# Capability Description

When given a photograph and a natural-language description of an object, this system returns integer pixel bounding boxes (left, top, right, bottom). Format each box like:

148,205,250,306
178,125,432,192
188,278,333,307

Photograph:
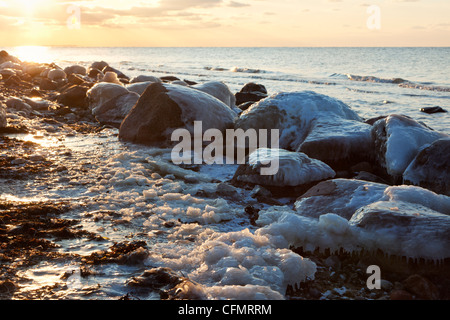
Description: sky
0,0,449,47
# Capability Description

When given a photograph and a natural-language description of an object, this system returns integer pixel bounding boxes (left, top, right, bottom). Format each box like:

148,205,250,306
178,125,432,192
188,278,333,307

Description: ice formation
235,91,362,151
371,114,448,178
233,148,336,187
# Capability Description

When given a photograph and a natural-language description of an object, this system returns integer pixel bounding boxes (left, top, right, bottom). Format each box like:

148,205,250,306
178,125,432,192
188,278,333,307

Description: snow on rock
371,114,448,179
349,200,450,260
235,91,362,151
403,138,450,196
119,82,237,146
294,179,388,220
298,118,374,167
232,148,336,187
192,81,237,109
381,185,450,216
257,200,450,261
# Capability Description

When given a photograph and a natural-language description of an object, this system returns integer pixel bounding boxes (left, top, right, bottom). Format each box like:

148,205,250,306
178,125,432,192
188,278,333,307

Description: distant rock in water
119,82,236,146
232,148,336,188
420,106,447,114
371,114,448,180
403,138,450,196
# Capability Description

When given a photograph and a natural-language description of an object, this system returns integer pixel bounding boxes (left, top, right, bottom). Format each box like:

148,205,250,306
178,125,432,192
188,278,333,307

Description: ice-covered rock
232,148,335,188
294,179,388,220
371,114,448,179
297,118,374,167
87,82,130,114
349,200,450,260
235,91,362,151
403,138,450,196
119,82,236,146
192,81,236,109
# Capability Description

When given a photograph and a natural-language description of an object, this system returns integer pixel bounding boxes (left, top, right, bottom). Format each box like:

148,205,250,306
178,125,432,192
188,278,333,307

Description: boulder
47,68,67,81
126,81,159,95
420,106,447,114
87,82,130,114
371,114,448,179
130,75,162,84
39,78,58,91
93,91,139,128
297,118,374,168
235,82,268,106
294,179,388,220
192,81,236,109
232,148,336,188
90,61,109,71
349,200,450,260
235,91,362,152
101,72,124,86
57,85,89,109
119,82,236,146
403,138,450,196
102,65,128,80
5,97,33,115
64,64,87,76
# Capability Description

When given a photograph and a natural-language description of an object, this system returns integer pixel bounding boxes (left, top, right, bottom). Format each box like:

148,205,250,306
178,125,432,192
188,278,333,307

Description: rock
349,200,450,260
353,171,389,184
160,75,180,82
390,289,413,300
216,182,239,197
0,103,7,128
235,91,362,151
90,61,109,71
240,82,268,95
232,148,336,188
403,274,439,300
371,114,448,179
127,267,183,290
235,91,268,106
126,81,159,95
420,106,447,114
5,97,33,114
130,75,162,84
47,68,67,81
238,101,255,112
295,179,388,220
101,71,124,86
0,68,16,79
64,64,87,76
87,82,130,114
39,78,58,91
192,81,237,109
250,185,272,199
102,65,129,80
403,138,450,196
380,279,394,291
350,162,374,173
297,118,374,168
67,73,86,86
235,82,268,105
93,91,139,128
0,50,20,64
88,68,103,79
0,280,16,295
57,85,89,109
119,82,236,146
23,98,51,111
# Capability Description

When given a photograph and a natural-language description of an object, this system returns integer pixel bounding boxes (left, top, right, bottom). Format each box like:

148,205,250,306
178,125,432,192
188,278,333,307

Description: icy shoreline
0,50,449,300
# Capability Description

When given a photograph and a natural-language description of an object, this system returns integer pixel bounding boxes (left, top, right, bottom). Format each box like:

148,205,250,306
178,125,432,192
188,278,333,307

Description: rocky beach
0,49,449,301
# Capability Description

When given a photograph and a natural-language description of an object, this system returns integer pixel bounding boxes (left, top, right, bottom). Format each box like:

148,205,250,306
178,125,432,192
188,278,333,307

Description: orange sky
0,0,449,47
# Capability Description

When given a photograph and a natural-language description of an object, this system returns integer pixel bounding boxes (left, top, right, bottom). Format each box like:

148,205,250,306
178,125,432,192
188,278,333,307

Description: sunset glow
0,0,449,47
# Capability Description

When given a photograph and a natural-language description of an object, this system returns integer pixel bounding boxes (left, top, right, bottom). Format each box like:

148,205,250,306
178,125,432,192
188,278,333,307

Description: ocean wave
204,66,266,74
345,73,450,92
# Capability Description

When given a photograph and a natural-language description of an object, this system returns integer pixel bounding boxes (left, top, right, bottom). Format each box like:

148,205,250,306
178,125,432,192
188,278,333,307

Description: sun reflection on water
10,46,54,63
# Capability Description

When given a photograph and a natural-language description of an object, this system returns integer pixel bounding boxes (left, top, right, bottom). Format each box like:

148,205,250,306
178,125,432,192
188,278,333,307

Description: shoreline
0,50,449,300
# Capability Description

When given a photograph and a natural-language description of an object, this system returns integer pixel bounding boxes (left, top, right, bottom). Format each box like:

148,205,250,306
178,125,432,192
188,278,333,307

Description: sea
1,47,449,301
